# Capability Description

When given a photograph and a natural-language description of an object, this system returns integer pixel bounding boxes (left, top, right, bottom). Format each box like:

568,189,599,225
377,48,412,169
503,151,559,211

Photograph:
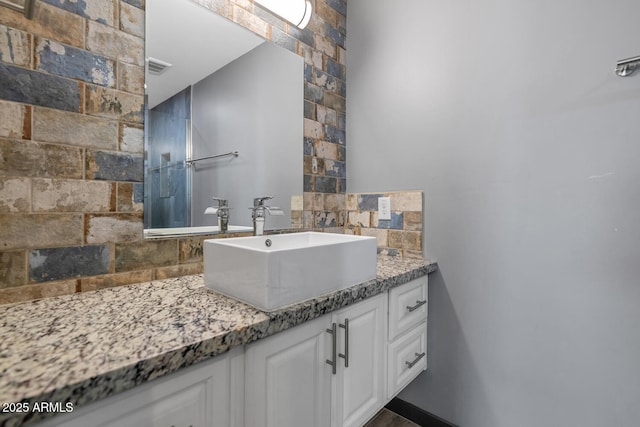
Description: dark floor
364,408,420,427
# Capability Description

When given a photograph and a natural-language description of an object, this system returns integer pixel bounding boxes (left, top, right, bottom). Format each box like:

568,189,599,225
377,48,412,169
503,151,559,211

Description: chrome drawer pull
405,352,426,369
326,323,337,375
338,318,349,368
406,300,427,312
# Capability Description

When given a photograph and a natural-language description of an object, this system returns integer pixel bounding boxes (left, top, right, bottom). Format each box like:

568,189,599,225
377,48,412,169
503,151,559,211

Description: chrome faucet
250,196,284,236
204,197,230,232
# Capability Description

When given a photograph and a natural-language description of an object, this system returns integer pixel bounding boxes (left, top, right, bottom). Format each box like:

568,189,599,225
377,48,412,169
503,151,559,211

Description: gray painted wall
191,42,302,229
347,0,640,425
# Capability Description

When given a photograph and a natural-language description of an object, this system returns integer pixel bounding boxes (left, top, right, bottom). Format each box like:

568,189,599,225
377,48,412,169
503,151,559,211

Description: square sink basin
204,232,377,311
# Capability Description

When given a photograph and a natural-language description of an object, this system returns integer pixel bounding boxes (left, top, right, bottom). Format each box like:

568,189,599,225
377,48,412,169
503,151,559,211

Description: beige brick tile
346,193,358,211
80,270,153,292
85,213,143,243
32,178,113,212
117,62,144,95
0,177,30,213
33,108,118,150
85,86,144,123
87,20,144,66
0,250,27,289
117,183,143,212
232,4,269,39
391,191,423,211
119,2,144,38
115,240,178,272
0,2,84,48
0,280,77,305
119,123,144,153
348,211,370,228
404,211,423,231
304,118,325,139
360,228,388,247
313,34,335,58
0,214,83,250
0,138,83,179
0,102,30,139
314,140,338,160
0,25,31,67
155,263,203,280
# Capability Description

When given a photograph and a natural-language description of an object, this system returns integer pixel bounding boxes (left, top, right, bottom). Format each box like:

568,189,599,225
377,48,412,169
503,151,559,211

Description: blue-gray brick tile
304,100,315,119
41,0,112,24
325,24,345,48
315,176,337,193
326,58,345,80
0,63,80,112
30,245,110,282
36,39,115,87
272,27,297,53
326,0,347,16
378,212,404,230
122,0,144,8
325,160,345,178
325,125,345,145
314,68,336,90
338,112,346,130
304,63,313,83
304,137,314,155
358,194,383,211
287,25,313,47
337,79,346,98
88,150,144,182
338,178,346,193
304,83,324,104
304,174,314,192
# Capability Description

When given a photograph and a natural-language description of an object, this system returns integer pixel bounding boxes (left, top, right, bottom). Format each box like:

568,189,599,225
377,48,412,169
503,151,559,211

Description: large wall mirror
144,0,303,238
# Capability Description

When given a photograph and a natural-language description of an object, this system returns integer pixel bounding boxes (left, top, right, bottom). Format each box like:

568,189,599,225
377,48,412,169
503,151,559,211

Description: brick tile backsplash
344,191,424,258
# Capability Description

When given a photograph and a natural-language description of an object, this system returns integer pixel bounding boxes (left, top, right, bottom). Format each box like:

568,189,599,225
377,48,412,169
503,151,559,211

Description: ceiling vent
147,57,172,75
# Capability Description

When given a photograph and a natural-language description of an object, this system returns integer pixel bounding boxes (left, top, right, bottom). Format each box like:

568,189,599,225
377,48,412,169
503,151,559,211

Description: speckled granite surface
0,256,437,427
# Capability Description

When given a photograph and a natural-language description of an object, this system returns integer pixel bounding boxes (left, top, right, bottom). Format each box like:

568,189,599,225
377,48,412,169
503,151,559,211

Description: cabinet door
332,293,386,427
36,348,239,427
245,315,332,427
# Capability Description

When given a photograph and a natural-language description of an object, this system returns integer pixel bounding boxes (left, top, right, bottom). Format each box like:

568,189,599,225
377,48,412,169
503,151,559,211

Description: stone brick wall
345,191,424,259
0,0,348,305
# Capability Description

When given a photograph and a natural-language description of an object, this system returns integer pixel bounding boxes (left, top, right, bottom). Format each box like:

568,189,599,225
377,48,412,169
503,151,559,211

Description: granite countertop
0,255,437,426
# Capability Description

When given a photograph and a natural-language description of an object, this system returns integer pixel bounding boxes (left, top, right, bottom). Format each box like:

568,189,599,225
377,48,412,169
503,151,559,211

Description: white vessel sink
204,232,377,311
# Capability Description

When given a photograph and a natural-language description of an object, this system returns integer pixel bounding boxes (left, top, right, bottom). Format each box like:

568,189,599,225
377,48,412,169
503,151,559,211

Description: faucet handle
265,206,284,216
254,196,274,207
211,197,228,207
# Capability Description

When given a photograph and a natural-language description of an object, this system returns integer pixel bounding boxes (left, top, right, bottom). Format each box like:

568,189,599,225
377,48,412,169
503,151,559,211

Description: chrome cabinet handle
338,318,349,368
405,352,426,369
326,323,337,375
406,300,427,312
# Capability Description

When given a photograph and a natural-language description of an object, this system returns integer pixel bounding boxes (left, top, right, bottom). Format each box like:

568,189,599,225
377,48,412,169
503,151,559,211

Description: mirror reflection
144,0,303,237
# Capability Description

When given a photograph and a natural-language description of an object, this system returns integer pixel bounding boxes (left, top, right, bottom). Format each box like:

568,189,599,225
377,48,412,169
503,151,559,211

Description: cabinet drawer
387,322,427,400
388,276,428,341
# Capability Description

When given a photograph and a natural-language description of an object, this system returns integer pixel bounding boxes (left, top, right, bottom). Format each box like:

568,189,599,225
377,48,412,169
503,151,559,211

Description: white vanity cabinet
35,346,245,427
244,293,387,427
32,275,428,427
386,276,428,399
